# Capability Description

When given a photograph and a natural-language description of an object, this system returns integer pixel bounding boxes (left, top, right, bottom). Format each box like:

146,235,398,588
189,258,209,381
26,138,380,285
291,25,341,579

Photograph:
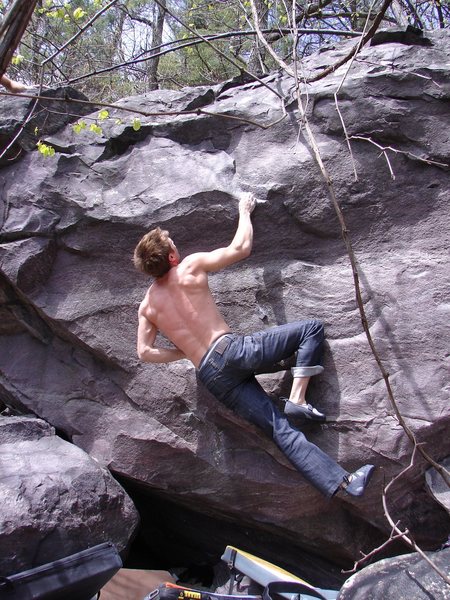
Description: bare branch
307,0,394,82
350,135,449,170
55,27,359,89
249,2,450,586
151,0,286,101
382,446,450,584
333,0,378,181
342,525,408,574
41,0,121,68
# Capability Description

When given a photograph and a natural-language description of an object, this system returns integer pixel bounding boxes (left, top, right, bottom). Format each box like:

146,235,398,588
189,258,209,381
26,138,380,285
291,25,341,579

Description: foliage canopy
1,0,448,102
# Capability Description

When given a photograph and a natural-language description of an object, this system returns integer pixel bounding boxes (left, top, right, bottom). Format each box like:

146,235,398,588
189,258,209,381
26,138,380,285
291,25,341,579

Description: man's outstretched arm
187,193,256,273
137,310,185,363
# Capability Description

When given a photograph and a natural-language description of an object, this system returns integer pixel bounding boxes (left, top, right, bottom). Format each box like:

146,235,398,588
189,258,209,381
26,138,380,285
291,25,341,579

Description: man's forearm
230,195,255,256
231,212,253,254
138,346,186,364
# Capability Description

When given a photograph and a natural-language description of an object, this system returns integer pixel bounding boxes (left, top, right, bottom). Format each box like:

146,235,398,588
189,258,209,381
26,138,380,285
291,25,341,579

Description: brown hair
133,227,172,278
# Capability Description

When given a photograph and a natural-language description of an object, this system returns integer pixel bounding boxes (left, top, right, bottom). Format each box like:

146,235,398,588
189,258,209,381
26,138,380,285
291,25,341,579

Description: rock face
426,457,450,513
0,29,449,570
0,86,92,165
336,548,450,599
0,416,139,576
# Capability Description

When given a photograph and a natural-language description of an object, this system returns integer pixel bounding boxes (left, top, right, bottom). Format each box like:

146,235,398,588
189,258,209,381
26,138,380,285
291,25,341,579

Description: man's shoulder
179,253,209,273
139,285,153,311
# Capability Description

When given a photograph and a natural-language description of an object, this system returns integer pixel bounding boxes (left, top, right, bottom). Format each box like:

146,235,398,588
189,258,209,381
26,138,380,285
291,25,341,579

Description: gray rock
0,416,139,577
0,86,93,165
0,29,449,567
337,548,450,599
426,457,450,513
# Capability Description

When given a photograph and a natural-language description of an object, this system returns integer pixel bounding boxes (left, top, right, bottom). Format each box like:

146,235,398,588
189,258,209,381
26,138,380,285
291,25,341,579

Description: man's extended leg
197,331,375,498
227,376,345,497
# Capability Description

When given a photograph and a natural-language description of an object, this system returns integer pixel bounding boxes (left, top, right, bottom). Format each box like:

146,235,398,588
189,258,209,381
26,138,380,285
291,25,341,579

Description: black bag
0,541,122,600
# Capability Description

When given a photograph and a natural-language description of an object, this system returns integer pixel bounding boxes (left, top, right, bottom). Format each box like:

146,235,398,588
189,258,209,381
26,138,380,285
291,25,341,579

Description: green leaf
73,7,86,20
72,120,87,134
98,109,109,120
37,141,56,157
132,117,141,131
115,118,123,125
89,123,103,135
48,7,65,18
11,54,24,66
34,127,39,136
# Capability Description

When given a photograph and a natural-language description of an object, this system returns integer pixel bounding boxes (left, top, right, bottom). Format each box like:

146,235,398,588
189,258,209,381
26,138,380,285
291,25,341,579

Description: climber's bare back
136,194,255,367
139,253,231,368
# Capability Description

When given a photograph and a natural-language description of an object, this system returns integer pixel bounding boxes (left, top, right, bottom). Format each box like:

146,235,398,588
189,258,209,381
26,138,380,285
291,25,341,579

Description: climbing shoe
342,464,375,497
283,399,326,423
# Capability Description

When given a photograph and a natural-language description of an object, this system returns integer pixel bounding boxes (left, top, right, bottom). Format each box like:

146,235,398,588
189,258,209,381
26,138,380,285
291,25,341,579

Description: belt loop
214,335,231,355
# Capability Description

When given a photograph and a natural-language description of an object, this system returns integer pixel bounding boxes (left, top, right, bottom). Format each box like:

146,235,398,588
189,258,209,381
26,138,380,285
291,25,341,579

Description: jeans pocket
228,334,260,370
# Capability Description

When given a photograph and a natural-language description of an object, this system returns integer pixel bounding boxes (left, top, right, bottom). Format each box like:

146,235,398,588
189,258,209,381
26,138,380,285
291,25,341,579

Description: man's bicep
137,311,157,347
188,247,241,272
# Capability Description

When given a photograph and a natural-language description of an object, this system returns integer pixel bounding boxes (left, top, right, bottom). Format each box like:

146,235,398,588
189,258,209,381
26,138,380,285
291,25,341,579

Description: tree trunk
148,0,166,91
390,0,409,26
0,0,39,80
248,0,269,76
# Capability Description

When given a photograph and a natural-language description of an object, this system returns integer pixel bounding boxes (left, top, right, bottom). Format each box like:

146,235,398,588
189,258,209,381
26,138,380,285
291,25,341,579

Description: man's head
133,227,179,278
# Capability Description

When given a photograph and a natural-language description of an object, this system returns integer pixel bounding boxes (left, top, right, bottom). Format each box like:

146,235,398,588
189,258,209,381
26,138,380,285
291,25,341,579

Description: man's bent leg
288,375,310,403
227,320,326,421
287,320,327,421
283,320,326,420
291,319,325,377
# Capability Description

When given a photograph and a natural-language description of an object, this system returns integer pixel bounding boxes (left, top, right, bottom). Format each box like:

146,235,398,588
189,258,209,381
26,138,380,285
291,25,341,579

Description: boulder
0,29,449,569
0,416,139,576
426,457,450,513
0,85,93,165
337,548,450,599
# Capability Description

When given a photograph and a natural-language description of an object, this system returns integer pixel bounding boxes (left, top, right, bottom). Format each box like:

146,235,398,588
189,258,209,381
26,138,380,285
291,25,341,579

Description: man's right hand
239,192,256,215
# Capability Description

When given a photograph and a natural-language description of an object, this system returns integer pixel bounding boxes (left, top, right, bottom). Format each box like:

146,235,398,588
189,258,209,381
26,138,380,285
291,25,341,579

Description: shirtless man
134,193,375,498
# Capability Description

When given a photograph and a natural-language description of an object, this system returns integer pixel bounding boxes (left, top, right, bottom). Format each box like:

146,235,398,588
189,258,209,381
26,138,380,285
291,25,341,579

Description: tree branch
249,0,450,584
350,135,449,170
306,0,394,82
54,27,359,89
382,446,450,583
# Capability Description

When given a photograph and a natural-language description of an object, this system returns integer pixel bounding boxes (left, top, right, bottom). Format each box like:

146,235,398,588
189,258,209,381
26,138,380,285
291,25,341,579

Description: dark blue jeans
197,320,347,497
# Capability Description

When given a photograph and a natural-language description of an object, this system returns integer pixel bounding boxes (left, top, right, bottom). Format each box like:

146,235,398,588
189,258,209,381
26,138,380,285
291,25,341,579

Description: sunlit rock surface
0,29,449,571
337,547,450,599
0,416,139,576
